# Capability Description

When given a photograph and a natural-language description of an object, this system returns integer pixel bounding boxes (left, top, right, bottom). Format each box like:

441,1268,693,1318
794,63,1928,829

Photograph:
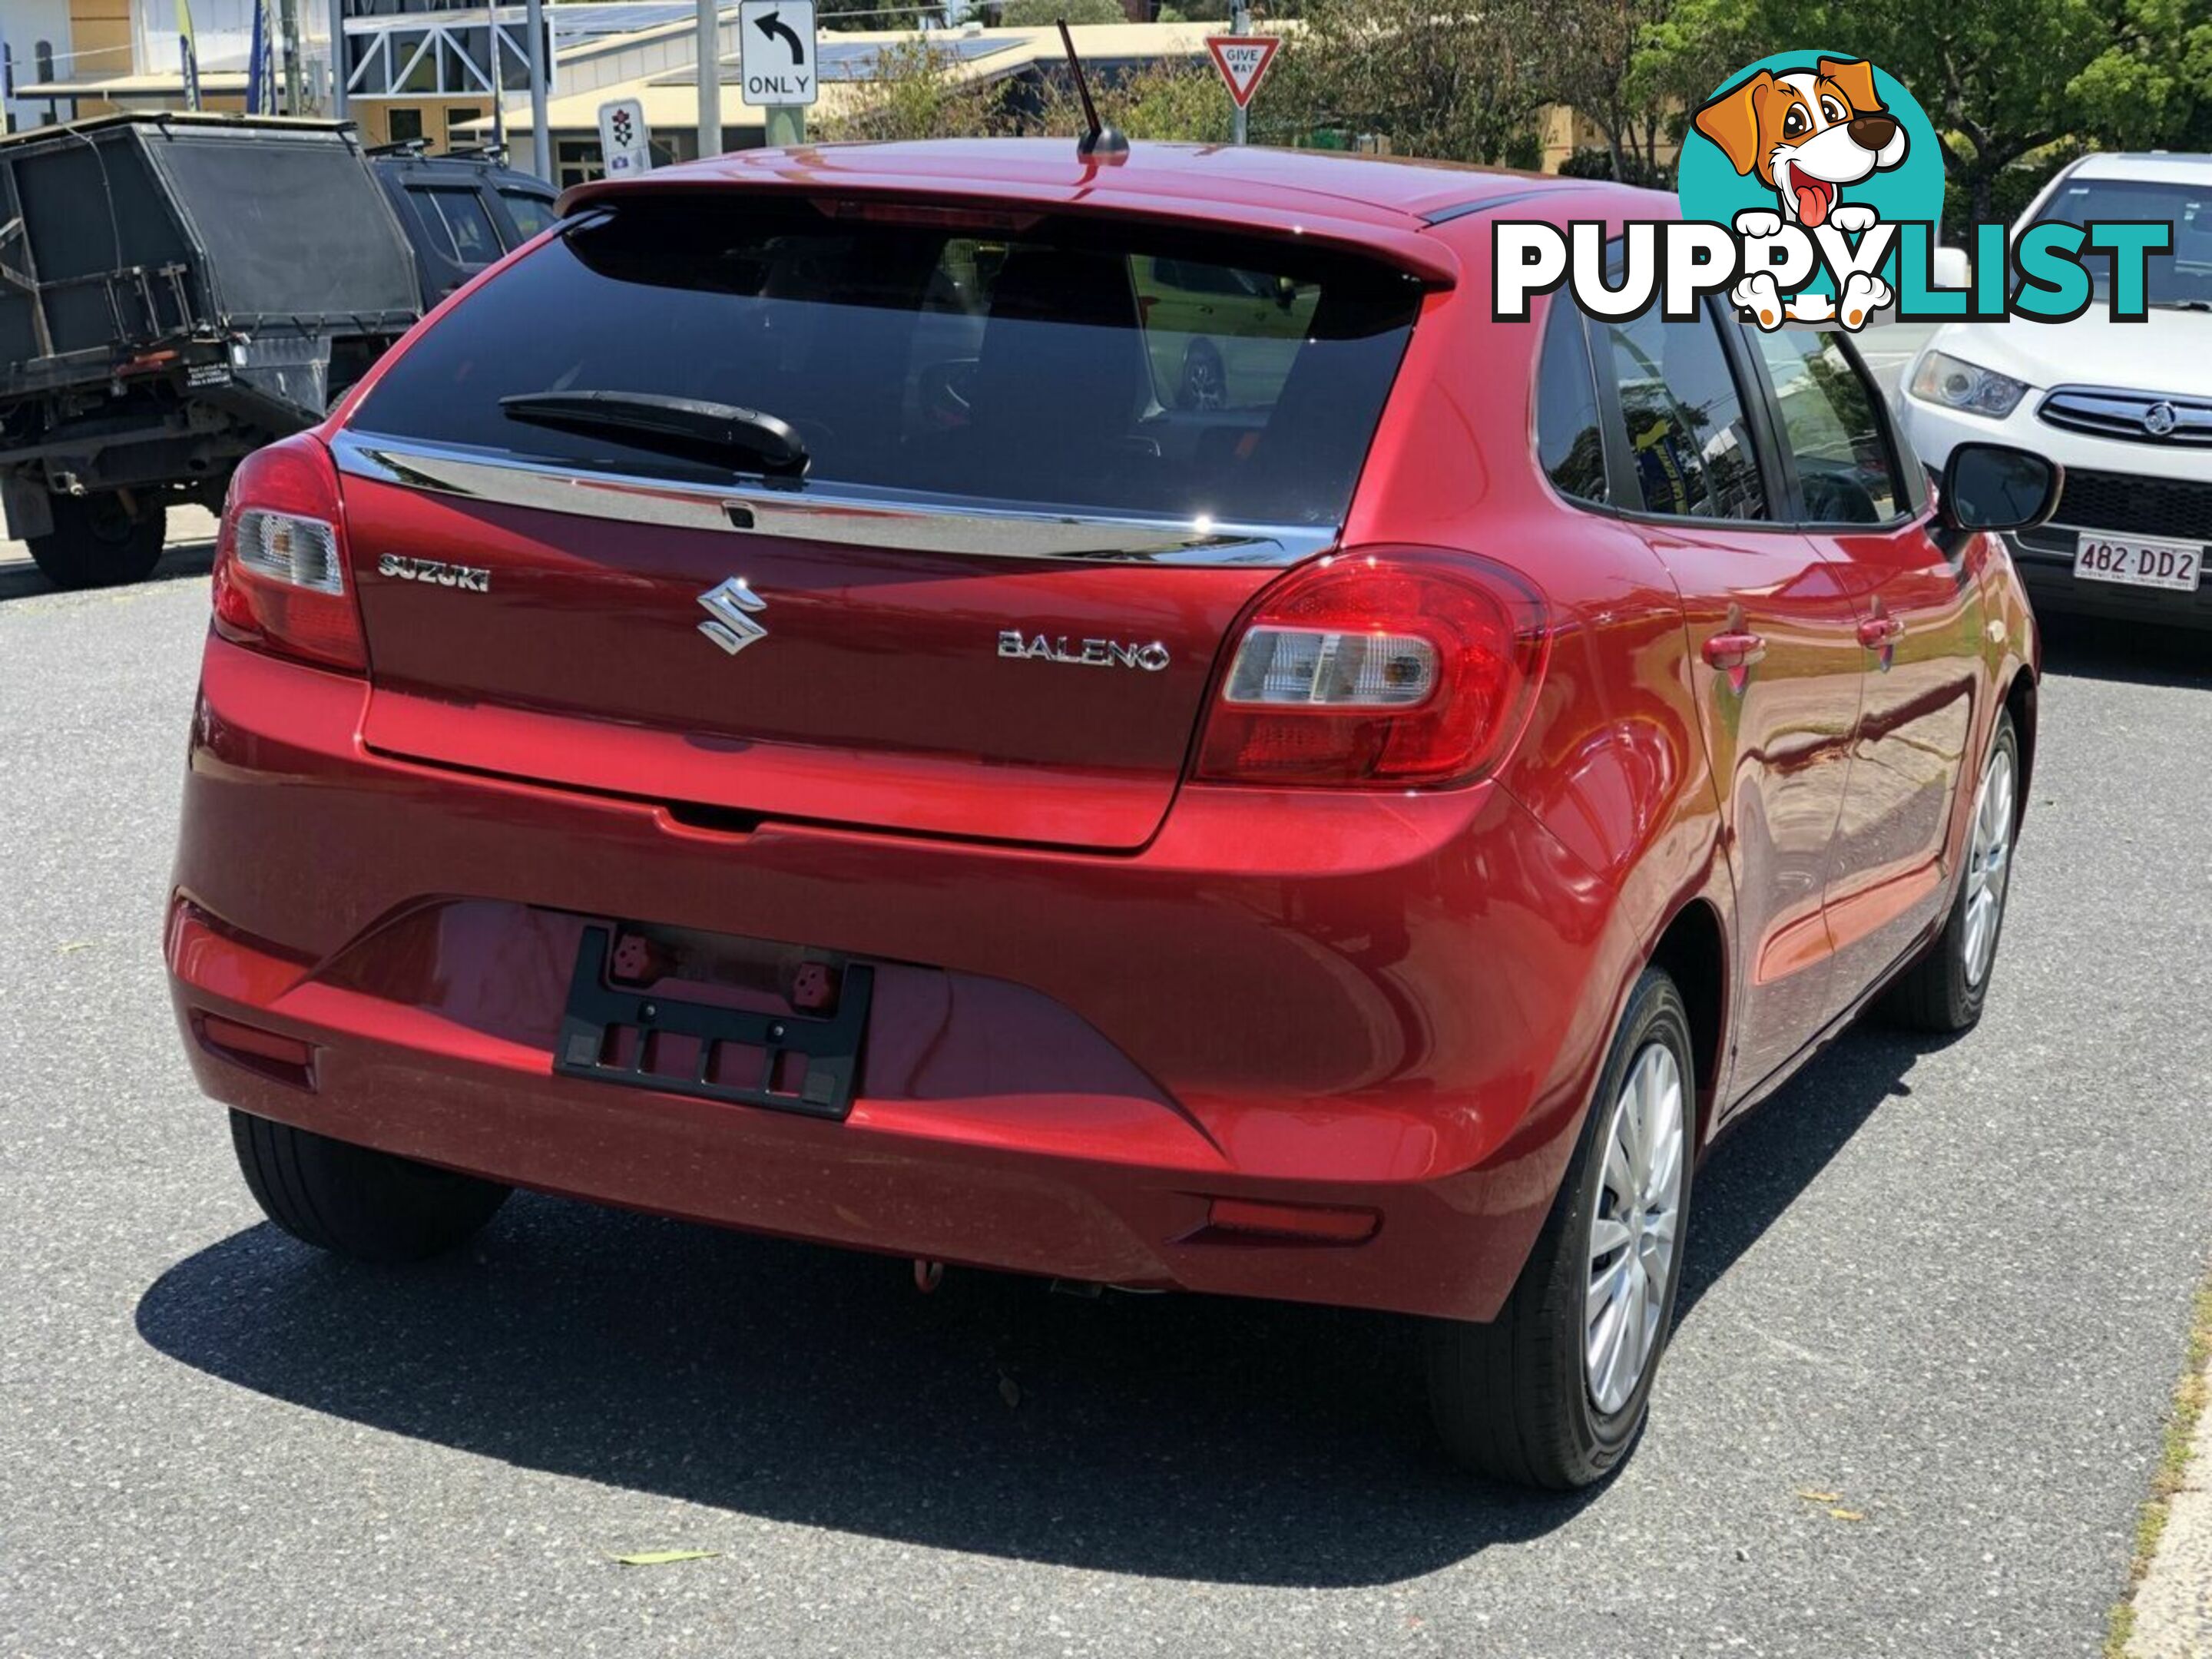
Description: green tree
1650,0,2212,224
1264,0,1548,161
995,0,1128,22
815,38,1010,139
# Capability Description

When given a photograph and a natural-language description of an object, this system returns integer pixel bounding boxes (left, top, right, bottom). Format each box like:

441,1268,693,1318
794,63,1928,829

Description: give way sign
1204,35,1279,110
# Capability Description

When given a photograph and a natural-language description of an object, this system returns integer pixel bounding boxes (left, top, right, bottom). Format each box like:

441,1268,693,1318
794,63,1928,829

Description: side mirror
1930,246,1972,290
1940,442,2061,533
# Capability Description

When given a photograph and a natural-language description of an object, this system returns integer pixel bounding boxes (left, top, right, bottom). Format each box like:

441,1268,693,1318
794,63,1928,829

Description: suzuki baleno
167,141,2055,1488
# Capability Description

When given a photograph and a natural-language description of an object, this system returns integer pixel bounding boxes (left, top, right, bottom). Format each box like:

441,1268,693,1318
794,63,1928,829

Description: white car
1898,152,2212,632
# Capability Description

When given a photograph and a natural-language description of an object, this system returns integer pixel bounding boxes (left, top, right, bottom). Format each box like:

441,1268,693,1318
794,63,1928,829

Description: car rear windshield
349,195,1426,526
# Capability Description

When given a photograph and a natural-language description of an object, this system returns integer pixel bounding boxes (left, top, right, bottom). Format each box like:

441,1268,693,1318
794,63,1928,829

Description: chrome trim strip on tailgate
330,431,1337,568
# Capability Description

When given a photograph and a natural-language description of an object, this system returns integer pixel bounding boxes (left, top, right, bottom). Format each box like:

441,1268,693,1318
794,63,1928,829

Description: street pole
327,0,346,117
697,0,721,157
279,0,303,114
764,104,802,147
525,0,551,181
1230,0,1248,146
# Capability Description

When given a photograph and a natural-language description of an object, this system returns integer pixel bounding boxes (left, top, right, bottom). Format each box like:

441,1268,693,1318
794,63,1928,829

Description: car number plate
2074,533,2204,591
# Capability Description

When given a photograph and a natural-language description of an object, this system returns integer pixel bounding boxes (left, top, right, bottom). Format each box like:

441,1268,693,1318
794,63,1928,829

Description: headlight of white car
1909,351,2031,418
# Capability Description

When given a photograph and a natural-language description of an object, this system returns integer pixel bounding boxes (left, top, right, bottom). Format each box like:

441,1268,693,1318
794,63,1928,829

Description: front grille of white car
2038,387,2212,447
2020,469,2212,547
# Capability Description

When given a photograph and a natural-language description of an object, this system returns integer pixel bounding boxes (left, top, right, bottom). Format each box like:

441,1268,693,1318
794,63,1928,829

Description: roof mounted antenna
1058,20,1129,161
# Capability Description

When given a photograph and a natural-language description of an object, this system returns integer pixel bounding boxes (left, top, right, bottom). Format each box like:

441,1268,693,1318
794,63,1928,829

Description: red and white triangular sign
1205,34,1279,110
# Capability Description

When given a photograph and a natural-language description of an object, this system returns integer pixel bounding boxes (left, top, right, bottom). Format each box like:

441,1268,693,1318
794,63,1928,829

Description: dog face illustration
1693,58,1908,228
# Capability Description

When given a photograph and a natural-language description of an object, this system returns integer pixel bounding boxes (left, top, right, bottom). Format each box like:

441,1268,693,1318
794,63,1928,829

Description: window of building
34,41,53,84
388,107,425,144
444,106,482,147
554,138,604,190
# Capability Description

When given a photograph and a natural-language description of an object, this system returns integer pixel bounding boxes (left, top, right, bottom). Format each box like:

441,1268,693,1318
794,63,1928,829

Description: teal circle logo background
1677,51,1946,293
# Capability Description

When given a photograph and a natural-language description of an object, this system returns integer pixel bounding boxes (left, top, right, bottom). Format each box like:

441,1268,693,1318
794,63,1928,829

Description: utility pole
525,0,550,180
327,0,346,117
697,0,721,157
1230,0,1248,146
279,0,303,113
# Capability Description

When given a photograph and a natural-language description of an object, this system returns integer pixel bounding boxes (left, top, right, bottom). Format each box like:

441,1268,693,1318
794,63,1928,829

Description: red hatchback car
167,141,2055,1488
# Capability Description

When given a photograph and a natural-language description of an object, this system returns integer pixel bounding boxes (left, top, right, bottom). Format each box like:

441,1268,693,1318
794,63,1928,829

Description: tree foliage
1263,0,1547,161
995,0,1127,25
1650,0,2212,223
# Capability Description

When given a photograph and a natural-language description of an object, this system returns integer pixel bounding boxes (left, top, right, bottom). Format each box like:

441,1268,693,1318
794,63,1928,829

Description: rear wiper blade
500,391,808,476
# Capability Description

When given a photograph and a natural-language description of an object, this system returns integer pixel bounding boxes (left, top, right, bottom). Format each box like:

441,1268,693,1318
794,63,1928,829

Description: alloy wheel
1584,1040,1687,1416
1962,742,2016,988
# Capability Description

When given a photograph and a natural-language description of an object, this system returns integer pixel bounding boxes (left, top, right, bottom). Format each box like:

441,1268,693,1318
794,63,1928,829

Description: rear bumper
167,634,1624,1321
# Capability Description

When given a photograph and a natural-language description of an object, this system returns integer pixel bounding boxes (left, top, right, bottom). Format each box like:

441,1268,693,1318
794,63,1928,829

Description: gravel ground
2,534,2208,1659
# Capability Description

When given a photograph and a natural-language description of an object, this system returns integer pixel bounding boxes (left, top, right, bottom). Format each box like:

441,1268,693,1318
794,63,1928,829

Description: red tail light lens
1196,548,1547,788
211,435,367,673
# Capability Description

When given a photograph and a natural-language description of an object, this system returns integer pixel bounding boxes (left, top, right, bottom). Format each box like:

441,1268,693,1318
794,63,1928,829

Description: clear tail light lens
212,435,367,673
1196,548,1547,788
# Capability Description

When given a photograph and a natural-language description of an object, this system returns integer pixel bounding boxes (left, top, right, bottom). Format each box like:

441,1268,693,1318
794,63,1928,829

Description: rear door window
409,186,502,267
1592,308,1766,521
1750,329,1901,524
349,197,1424,526
499,189,559,240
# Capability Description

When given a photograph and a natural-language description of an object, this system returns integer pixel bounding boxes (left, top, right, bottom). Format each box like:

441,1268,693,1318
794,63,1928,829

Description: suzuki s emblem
697,577,767,655
2144,401,2180,437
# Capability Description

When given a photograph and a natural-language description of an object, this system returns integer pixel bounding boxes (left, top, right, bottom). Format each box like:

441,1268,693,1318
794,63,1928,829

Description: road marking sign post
739,0,816,148
597,97,653,176
1205,32,1278,145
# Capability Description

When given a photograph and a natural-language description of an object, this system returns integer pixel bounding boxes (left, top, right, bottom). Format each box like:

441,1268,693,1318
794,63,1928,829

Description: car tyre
27,493,166,590
1882,710,2020,1034
230,1110,511,1263
1427,967,1696,1488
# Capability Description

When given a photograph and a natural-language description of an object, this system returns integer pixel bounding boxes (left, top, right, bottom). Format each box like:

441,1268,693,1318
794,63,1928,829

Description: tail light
211,435,367,673
1195,548,1547,788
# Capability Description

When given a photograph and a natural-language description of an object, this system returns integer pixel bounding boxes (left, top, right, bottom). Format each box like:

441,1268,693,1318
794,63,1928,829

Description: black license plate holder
551,925,873,1121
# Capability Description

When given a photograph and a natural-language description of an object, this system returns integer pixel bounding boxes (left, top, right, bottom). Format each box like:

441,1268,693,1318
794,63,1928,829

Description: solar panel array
548,2,702,45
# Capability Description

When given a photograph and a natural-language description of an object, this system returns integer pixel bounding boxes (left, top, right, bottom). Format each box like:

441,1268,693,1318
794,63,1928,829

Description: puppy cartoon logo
1489,52,2171,333
1694,58,1906,328
1694,59,1906,233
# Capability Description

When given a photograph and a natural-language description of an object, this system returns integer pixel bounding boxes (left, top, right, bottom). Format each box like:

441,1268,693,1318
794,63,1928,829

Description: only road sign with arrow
1204,34,1279,110
739,0,817,108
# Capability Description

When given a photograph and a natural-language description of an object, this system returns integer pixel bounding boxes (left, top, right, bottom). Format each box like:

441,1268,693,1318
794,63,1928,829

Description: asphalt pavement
2,510,2210,1658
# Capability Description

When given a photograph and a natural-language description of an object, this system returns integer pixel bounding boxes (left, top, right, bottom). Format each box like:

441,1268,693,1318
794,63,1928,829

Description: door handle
1857,615,1905,648
1701,631,1767,671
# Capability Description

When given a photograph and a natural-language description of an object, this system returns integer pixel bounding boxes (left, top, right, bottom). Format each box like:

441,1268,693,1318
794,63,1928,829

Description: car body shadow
135,1025,1929,1587
0,540,214,604
2037,614,2210,690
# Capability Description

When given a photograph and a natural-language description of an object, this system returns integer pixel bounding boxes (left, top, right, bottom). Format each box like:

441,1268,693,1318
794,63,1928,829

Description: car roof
2066,151,2212,185
561,138,1643,285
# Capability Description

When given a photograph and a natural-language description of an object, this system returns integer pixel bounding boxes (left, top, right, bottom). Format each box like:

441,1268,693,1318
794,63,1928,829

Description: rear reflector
1204,1197,1379,1243
195,1013,317,1089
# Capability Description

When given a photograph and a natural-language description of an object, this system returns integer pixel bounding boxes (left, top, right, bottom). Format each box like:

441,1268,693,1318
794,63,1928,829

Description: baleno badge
999,631,1171,672
698,576,768,654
